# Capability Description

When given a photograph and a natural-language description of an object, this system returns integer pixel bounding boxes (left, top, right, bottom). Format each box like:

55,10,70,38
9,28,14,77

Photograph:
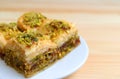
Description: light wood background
0,1,120,79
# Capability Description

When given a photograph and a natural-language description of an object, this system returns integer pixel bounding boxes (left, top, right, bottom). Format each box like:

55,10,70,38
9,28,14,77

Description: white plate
0,37,89,79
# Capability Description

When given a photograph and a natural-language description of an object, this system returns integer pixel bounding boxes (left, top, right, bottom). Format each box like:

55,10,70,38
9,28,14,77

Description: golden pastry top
17,12,47,31
0,22,20,40
2,12,78,61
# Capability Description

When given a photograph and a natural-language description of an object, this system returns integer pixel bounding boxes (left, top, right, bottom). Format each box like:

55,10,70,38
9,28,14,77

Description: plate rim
0,36,89,79
58,36,89,79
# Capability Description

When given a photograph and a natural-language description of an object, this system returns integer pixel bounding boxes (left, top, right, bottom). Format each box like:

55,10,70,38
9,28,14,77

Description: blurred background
0,0,120,13
0,0,120,79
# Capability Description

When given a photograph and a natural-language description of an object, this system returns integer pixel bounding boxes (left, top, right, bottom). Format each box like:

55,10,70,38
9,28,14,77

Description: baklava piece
3,12,80,77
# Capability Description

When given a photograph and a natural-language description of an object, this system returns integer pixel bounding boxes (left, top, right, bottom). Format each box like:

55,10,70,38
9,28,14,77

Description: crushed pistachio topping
49,20,70,30
46,20,71,40
0,22,17,32
0,22,20,39
16,31,43,46
23,12,47,28
16,30,43,46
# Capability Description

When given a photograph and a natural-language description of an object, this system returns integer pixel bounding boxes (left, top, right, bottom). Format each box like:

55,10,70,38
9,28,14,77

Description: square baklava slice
3,17,80,77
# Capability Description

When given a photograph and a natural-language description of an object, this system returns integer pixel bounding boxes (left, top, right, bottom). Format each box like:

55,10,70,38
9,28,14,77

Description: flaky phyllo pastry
0,12,80,77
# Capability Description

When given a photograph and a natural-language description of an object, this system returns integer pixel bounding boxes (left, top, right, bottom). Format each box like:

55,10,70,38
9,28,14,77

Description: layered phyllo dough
1,12,80,77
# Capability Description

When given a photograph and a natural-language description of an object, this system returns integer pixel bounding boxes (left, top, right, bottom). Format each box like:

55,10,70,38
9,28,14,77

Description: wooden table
0,1,120,79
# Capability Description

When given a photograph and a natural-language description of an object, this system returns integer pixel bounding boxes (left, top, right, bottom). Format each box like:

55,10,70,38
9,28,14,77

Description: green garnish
23,12,47,27
47,20,71,40
49,20,70,30
0,22,20,39
17,31,39,46
0,22,17,32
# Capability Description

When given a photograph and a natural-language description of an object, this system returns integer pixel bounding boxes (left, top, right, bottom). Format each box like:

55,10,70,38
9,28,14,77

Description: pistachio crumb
23,12,47,28
16,32,39,46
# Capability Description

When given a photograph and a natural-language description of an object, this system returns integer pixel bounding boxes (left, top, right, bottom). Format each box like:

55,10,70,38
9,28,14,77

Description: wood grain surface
0,1,120,79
